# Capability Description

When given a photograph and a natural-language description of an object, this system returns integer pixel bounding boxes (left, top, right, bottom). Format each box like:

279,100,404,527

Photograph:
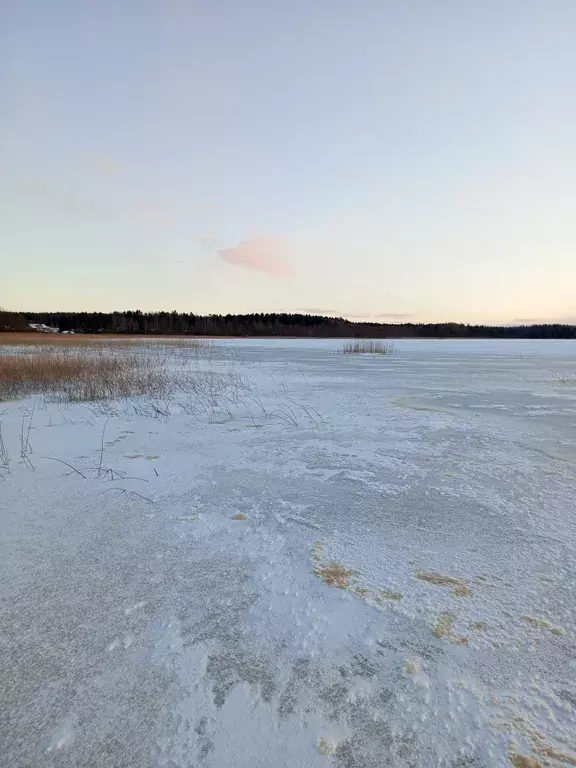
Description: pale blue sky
2,1,575,322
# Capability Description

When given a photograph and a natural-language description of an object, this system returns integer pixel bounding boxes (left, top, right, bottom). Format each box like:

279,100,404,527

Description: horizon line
2,309,576,329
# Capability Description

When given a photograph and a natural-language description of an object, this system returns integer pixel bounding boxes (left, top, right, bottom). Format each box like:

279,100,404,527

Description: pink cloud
219,237,292,277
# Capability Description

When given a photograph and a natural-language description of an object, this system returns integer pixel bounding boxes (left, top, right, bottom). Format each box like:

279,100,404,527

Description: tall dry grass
342,340,395,355
0,333,210,349
0,334,219,402
0,350,168,402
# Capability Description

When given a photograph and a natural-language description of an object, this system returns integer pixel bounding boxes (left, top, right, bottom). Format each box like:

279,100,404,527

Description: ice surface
1,338,576,767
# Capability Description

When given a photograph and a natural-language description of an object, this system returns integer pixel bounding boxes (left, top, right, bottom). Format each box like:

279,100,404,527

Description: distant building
27,323,59,333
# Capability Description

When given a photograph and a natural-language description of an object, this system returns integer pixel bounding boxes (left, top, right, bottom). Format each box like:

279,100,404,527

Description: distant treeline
1,311,575,338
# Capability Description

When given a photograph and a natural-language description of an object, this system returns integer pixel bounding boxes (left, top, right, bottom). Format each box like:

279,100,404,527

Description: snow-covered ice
1,338,576,767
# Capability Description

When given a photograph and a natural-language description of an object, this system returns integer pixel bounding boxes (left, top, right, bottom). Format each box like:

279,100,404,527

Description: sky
1,0,575,324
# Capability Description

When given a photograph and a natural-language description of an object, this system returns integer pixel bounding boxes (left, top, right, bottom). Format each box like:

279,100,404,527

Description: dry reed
0,349,168,402
0,333,210,349
342,339,395,355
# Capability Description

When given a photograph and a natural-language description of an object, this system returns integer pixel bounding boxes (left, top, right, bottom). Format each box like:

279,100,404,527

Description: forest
1,310,575,338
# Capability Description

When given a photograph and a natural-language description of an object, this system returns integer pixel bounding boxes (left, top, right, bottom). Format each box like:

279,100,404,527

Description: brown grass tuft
314,563,358,589
509,756,543,768
521,615,566,635
415,571,472,597
378,589,403,601
432,611,456,639
532,745,576,766
431,611,470,645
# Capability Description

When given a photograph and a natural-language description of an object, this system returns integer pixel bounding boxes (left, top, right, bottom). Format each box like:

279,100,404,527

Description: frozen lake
1,338,576,767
